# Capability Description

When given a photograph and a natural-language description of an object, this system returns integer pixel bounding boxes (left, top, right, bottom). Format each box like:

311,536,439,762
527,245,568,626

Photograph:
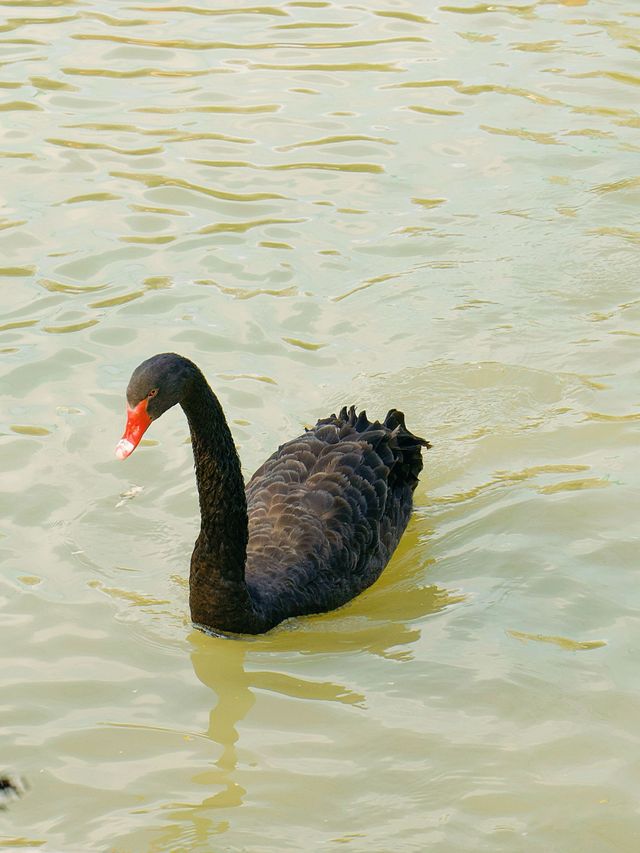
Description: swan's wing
244,408,429,609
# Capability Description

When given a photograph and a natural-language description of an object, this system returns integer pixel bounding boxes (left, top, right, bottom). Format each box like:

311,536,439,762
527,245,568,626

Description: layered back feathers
243,407,430,623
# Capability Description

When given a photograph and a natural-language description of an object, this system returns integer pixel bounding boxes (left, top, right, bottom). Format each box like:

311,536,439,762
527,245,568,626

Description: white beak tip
115,439,135,460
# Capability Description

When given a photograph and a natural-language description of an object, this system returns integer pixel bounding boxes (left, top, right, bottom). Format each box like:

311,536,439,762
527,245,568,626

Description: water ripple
133,4,290,17
61,65,212,78
191,158,385,173
110,170,287,202
70,33,427,50
47,137,162,156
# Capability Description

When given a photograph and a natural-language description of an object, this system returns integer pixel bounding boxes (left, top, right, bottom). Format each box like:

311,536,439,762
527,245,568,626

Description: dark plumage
116,353,430,634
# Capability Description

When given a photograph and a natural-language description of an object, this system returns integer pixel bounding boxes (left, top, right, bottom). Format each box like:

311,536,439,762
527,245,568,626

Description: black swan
115,353,430,634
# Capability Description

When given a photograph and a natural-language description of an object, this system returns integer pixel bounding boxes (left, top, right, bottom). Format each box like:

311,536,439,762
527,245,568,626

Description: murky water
1,0,639,850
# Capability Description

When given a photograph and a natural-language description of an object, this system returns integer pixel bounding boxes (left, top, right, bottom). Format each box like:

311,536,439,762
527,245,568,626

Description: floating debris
0,775,27,809
115,485,144,508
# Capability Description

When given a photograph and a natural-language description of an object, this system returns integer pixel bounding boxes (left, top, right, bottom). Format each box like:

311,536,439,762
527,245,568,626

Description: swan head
115,353,197,459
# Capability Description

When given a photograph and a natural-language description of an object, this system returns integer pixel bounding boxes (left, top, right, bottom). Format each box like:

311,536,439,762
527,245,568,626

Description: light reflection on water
1,0,639,850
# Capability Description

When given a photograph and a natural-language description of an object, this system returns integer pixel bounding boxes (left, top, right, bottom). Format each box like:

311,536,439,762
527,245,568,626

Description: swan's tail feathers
383,408,431,447
316,405,430,490
383,408,431,489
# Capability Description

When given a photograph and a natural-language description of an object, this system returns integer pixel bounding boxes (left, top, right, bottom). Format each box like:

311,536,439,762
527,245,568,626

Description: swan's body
116,353,429,634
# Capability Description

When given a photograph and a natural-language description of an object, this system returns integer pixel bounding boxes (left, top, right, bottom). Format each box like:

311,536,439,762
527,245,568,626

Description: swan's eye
148,388,159,399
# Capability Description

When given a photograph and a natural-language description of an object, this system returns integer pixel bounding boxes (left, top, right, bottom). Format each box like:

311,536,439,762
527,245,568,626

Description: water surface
1,0,639,850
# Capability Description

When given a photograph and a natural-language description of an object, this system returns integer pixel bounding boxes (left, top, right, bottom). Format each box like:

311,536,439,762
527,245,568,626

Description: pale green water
1,0,639,850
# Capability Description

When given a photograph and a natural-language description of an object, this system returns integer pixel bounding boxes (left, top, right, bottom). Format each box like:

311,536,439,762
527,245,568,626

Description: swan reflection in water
113,506,462,850
155,542,463,846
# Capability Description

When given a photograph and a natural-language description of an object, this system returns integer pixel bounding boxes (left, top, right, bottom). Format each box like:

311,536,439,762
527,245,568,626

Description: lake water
1,0,639,850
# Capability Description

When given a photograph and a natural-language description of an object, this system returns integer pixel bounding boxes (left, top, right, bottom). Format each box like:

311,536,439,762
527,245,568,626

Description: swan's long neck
181,378,262,632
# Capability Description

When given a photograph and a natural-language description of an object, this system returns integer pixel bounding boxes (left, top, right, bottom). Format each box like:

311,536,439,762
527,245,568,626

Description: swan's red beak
115,399,152,460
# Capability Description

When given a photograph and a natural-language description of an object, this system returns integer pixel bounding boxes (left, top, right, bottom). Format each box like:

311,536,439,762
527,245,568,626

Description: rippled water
1,0,639,850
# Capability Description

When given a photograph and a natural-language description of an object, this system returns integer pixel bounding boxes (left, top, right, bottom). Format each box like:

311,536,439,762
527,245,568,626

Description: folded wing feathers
314,404,430,488
245,405,429,602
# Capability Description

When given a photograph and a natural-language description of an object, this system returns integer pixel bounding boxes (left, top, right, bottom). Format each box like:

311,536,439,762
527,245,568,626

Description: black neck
181,374,261,632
